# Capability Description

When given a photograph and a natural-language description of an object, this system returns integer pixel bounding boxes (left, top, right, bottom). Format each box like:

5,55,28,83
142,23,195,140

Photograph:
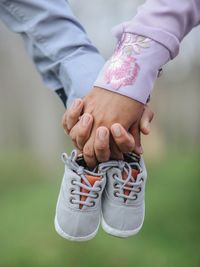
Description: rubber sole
101,216,143,238
54,216,99,242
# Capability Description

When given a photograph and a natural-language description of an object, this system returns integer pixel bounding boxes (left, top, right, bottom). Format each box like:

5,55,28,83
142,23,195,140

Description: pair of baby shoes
54,150,147,241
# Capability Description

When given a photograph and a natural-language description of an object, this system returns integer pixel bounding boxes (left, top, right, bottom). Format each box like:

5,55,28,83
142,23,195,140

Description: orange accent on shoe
122,168,139,199
80,175,101,209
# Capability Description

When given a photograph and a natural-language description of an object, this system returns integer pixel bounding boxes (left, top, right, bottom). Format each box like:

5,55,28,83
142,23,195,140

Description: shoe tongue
85,175,101,185
79,175,101,209
122,168,139,197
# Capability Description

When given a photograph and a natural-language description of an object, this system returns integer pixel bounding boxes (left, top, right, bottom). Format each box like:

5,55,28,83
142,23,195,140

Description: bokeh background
0,1,200,267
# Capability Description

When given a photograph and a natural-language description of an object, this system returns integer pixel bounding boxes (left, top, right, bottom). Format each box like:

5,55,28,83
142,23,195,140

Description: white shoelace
99,156,143,201
62,150,104,207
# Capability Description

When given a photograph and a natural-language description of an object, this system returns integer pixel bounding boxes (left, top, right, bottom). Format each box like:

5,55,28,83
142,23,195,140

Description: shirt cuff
58,48,105,108
94,32,170,104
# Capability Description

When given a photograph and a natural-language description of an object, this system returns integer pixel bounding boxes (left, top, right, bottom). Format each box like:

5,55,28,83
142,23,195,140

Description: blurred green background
1,149,200,267
0,1,200,267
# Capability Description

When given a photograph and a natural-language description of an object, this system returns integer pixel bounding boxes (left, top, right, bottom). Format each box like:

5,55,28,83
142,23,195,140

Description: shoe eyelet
71,179,76,185
97,185,102,192
113,191,119,197
90,201,95,207
112,173,117,180
137,187,141,193
93,193,99,199
133,194,138,200
113,181,118,188
70,188,75,195
69,197,75,204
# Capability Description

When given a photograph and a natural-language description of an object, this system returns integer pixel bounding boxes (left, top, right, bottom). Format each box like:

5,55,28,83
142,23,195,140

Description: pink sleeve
113,0,200,59
94,33,170,104
94,0,200,104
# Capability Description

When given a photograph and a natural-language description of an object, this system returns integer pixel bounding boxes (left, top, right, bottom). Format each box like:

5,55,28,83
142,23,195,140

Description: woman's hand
62,88,154,167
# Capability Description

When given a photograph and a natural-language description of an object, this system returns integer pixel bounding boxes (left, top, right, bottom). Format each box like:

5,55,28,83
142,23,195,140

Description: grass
0,150,199,267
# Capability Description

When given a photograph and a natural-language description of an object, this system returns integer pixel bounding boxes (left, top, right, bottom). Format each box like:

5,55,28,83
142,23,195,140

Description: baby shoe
54,150,106,241
99,152,147,238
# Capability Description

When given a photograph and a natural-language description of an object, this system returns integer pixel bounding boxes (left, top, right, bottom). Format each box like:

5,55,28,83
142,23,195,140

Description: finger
83,131,97,168
63,99,84,133
68,124,80,149
94,127,110,162
76,113,93,150
62,111,70,135
140,105,154,135
130,124,143,155
109,136,124,160
111,123,135,153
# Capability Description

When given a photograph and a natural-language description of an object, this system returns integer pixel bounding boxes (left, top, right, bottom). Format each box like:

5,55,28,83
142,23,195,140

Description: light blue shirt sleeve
0,0,105,107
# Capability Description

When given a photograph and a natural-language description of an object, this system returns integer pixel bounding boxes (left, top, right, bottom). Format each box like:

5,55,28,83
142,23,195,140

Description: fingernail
113,125,121,137
72,99,81,109
81,114,90,127
98,128,107,140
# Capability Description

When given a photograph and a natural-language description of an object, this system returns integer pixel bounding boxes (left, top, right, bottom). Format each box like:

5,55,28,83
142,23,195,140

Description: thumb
129,124,143,155
140,105,154,135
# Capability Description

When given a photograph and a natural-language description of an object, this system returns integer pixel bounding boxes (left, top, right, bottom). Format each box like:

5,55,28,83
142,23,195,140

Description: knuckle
69,132,76,143
62,111,67,120
62,117,70,134
62,115,67,127
77,129,88,140
68,109,77,119
62,121,67,129
63,124,69,133
96,143,107,151
68,106,82,119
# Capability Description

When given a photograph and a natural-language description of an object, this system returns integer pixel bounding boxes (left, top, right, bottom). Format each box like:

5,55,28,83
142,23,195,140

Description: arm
94,0,200,104
0,0,105,107
0,0,154,165
66,0,200,166
116,0,200,59
1,0,151,161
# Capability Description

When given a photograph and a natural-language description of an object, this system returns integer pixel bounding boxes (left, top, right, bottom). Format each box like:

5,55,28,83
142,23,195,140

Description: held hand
62,89,154,167
80,87,144,166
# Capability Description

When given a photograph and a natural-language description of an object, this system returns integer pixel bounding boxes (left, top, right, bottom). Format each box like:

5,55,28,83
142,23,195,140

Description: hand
62,88,154,167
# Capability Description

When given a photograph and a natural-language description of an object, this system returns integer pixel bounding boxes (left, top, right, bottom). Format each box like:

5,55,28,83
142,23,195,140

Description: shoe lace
62,150,104,207
99,158,143,201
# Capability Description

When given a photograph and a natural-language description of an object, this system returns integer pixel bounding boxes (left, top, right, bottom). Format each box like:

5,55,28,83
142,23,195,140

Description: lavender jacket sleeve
94,0,200,104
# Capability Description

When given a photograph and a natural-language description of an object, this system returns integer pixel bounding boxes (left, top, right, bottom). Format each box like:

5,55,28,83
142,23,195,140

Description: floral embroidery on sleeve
105,33,150,90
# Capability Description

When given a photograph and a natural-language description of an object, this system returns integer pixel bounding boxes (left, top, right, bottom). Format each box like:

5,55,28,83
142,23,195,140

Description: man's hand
62,87,154,167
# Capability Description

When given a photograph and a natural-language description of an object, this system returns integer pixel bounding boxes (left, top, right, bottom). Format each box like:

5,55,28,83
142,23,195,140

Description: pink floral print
105,33,150,90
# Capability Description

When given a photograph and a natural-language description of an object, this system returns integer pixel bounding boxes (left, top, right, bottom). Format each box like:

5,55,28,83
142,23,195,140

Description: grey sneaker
99,153,147,238
54,150,106,241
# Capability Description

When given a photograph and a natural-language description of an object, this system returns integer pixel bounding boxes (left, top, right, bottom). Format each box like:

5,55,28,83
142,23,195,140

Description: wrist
91,86,145,126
